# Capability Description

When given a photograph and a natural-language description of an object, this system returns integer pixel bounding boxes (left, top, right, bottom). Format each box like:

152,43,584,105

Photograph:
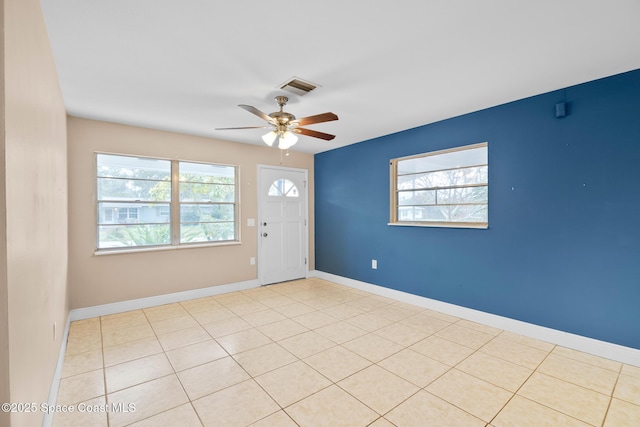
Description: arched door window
268,179,299,197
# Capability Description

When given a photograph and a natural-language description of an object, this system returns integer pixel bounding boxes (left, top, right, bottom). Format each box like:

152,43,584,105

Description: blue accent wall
315,69,640,349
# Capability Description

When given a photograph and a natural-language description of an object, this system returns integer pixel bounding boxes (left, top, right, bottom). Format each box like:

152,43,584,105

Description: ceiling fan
216,96,338,150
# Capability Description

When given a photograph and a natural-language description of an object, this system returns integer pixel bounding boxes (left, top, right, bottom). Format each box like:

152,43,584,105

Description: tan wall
68,117,315,309
0,1,9,425
3,0,69,426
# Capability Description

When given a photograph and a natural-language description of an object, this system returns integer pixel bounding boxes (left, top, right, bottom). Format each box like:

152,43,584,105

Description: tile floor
54,278,640,426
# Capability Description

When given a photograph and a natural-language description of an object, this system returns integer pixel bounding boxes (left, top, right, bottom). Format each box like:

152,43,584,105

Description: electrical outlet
250,257,256,265
372,259,378,269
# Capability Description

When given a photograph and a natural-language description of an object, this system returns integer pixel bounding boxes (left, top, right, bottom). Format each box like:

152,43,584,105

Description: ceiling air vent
279,77,319,96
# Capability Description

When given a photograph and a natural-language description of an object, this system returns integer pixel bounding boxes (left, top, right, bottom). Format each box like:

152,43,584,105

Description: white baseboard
42,314,71,427
69,279,260,321
312,270,640,367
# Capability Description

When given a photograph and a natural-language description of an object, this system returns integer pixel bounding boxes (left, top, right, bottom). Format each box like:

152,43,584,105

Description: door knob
263,233,268,237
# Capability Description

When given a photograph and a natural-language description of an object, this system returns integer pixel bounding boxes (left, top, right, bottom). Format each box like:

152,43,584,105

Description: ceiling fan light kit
216,95,338,150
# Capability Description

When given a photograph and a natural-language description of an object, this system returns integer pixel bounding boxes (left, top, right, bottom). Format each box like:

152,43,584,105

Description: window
390,142,488,228
268,179,299,197
96,154,238,250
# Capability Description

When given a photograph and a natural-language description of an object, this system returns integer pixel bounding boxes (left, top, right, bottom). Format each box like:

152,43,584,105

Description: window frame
389,142,488,229
95,153,240,253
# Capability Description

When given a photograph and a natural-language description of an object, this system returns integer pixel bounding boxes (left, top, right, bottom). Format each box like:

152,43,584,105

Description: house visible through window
96,154,239,250
390,142,488,228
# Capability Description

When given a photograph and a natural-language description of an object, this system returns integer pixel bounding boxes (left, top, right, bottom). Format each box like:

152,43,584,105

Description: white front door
258,166,308,285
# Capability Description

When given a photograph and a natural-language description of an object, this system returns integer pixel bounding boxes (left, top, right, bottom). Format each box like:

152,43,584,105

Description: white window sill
94,240,242,256
388,222,488,229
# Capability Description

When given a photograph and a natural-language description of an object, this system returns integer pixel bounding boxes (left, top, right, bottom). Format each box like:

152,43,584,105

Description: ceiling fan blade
292,127,336,141
291,112,338,127
238,104,276,124
215,126,272,130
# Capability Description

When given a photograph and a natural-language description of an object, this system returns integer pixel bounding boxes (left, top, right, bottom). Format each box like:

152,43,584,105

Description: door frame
257,164,310,286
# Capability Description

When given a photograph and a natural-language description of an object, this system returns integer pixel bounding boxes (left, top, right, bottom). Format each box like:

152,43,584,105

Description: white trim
42,315,72,427
311,270,640,367
69,279,259,321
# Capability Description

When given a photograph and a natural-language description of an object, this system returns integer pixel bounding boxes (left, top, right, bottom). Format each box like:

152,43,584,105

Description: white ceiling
41,0,640,154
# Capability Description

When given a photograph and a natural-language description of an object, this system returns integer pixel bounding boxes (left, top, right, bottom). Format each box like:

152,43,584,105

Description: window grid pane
96,154,238,250
391,143,488,227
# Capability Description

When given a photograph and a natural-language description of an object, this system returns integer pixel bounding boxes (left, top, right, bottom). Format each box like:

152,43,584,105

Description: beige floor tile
105,353,173,393
315,321,367,344
242,308,287,327
292,311,338,329
259,295,298,309
492,395,591,427
56,369,105,405
233,342,297,377
279,330,336,359
157,325,210,351
53,396,108,427
128,403,202,427
347,296,391,311
201,316,252,338
249,410,298,426
518,372,610,426
180,297,222,314
614,373,640,405
193,379,280,427
143,303,189,322
100,311,149,332
342,333,404,363
552,346,622,372
537,354,618,395
100,309,142,320
177,356,250,400
603,398,640,427
65,332,102,356
191,307,237,324
255,360,332,407
102,323,155,347
258,318,309,341
149,315,199,335
165,339,228,372
321,303,364,320
226,300,269,316
498,330,555,351
426,369,513,422
436,323,495,349
61,349,103,378
304,345,371,382
273,301,317,317
367,418,396,427
338,365,419,414
422,309,460,323
399,313,451,335
455,319,502,335
410,335,475,366
622,364,640,378
68,318,101,339
216,328,272,354
107,375,188,427
241,287,281,300
368,305,414,322
324,290,362,304
479,337,549,370
386,390,485,427
378,349,450,388
215,293,253,306
456,351,532,392
303,296,342,310
286,385,378,427
103,336,163,367
374,322,429,347
346,313,394,332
